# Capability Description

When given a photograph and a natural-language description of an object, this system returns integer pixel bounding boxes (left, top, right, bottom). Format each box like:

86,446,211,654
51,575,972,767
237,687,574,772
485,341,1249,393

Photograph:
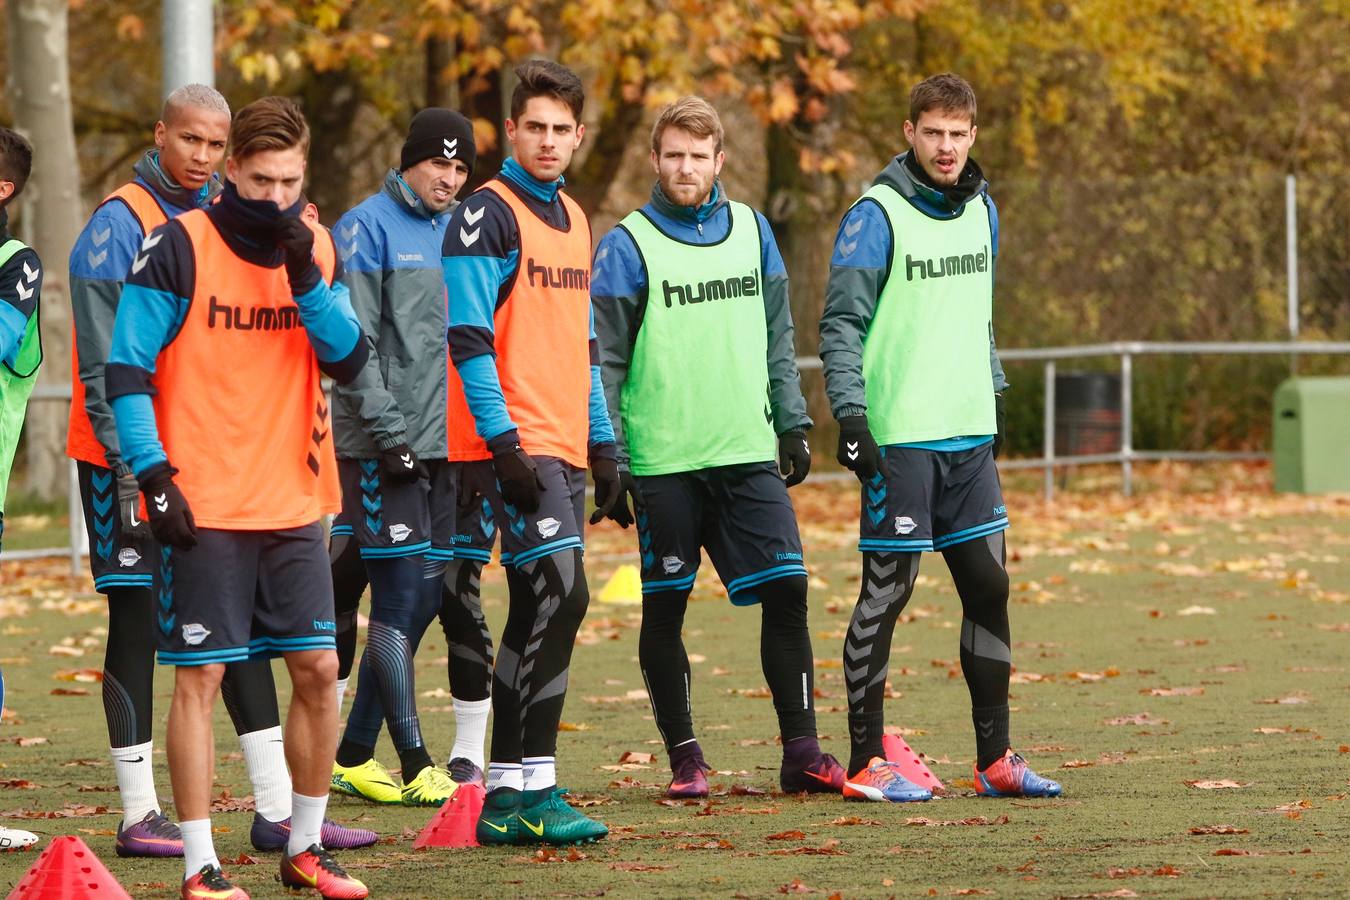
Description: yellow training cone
598,564,643,604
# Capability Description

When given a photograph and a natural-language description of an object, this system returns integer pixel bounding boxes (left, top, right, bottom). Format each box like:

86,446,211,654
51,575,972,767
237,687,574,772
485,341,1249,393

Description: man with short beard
590,96,845,800
820,73,1061,803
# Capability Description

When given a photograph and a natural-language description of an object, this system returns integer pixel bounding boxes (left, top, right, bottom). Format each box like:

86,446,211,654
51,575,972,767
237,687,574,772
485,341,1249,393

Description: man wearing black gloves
820,73,1059,804
107,97,370,899
591,96,843,800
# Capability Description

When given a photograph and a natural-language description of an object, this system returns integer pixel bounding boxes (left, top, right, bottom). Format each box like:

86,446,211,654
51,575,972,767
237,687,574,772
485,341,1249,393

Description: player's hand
455,462,494,519
380,442,427,484
491,440,545,514
992,392,1006,459
777,430,811,488
835,414,881,482
588,451,640,528
116,471,149,537
274,216,318,289
138,463,198,551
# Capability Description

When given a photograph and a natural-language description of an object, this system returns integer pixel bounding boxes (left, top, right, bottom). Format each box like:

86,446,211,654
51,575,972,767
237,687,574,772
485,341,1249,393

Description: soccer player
820,73,1061,802
591,96,845,799
0,126,43,854
442,59,619,846
67,83,373,858
108,97,370,899
328,108,495,805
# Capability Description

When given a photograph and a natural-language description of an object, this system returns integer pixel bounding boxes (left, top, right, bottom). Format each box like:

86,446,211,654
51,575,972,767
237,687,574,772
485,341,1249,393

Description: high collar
205,180,305,264
648,180,725,224
500,156,563,203
888,150,987,212
0,207,9,243
382,169,453,223
134,149,221,211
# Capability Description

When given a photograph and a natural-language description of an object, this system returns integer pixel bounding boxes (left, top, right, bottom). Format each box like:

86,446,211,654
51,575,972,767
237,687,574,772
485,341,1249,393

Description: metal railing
8,340,1350,574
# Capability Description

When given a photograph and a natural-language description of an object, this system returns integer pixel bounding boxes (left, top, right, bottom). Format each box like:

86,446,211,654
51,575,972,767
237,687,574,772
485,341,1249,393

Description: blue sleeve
0,303,24,362
754,211,788,279
590,227,646,298
829,200,892,269
293,278,361,363
0,247,41,363
334,208,382,274
586,303,614,445
986,195,999,258
69,205,142,281
110,393,166,475
455,353,515,442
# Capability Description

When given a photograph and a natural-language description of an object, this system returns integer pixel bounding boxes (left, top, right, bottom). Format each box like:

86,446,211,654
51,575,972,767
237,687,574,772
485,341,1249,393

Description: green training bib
860,184,995,444
619,202,776,475
0,237,42,512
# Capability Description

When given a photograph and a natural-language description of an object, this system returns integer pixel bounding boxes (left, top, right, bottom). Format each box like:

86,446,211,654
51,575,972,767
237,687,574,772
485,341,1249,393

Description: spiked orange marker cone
6,835,133,900
414,782,485,849
882,733,945,794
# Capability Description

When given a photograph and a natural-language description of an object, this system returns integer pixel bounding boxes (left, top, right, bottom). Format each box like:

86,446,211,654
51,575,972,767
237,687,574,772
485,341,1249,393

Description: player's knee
287,649,339,694
174,663,225,699
754,575,808,627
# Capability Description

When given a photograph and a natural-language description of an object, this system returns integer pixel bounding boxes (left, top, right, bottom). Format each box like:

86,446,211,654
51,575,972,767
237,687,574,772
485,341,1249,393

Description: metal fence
7,340,1350,574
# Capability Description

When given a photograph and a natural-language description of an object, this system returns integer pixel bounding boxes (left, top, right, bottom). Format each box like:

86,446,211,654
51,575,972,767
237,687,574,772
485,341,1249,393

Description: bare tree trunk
6,0,82,501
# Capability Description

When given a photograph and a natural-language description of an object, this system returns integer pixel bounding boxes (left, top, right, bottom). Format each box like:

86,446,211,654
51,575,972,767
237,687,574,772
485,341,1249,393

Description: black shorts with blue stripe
78,461,156,593
635,461,807,606
857,441,1008,554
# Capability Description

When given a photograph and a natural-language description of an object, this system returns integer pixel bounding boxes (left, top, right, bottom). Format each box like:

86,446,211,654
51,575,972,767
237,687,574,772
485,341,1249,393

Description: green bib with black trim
619,201,775,475
0,237,42,511
860,184,995,444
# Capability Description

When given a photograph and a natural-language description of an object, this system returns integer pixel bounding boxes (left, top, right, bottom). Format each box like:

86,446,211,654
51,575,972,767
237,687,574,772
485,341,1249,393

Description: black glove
116,470,149,537
993,392,1006,459
490,436,545,513
777,431,811,488
379,442,427,484
456,462,496,519
274,216,319,291
835,414,881,482
139,463,197,551
588,452,638,528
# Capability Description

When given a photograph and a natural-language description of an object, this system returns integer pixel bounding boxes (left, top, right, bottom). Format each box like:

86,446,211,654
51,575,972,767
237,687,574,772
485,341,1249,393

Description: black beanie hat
400,108,477,174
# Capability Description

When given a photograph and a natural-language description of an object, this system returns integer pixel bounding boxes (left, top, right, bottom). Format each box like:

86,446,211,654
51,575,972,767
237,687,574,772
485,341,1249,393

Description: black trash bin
1055,371,1121,456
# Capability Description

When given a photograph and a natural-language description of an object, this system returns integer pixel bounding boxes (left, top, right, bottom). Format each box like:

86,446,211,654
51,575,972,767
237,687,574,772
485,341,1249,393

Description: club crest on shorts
894,515,917,535
662,555,683,574
388,523,412,543
181,623,211,646
537,517,561,539
117,548,142,567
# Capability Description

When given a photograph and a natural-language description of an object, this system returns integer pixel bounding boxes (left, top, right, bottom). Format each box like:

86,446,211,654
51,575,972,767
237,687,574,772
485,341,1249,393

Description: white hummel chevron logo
340,222,359,241
463,206,484,225
839,238,859,257
443,137,458,159
87,249,108,269
130,232,163,275
130,254,149,275
846,441,860,462
401,453,414,469
844,219,863,238
153,493,169,513
92,226,112,246
15,281,33,302
22,261,38,283
459,226,480,247
140,232,163,252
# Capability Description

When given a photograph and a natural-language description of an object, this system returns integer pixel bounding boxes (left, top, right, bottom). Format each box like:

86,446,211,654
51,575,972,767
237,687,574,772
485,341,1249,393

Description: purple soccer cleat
666,742,711,800
249,813,379,852
448,757,485,788
115,810,184,858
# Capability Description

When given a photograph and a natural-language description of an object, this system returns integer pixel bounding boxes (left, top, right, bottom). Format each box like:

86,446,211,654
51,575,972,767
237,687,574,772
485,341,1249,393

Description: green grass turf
1,466,1348,898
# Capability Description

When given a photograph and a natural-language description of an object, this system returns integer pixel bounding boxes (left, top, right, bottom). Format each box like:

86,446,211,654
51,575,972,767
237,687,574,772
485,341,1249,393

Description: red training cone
414,782,485,849
6,835,133,900
882,733,945,794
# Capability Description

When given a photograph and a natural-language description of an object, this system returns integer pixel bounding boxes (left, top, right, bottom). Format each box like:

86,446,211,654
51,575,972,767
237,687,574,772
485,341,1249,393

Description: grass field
1,464,1348,898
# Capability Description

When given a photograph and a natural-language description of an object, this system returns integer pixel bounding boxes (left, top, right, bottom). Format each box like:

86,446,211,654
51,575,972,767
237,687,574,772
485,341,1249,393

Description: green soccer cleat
515,786,608,845
331,757,403,805
476,787,522,845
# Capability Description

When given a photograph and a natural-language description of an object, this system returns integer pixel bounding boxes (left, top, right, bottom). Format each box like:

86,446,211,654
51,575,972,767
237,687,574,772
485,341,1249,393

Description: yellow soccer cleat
331,757,403,805
400,765,459,807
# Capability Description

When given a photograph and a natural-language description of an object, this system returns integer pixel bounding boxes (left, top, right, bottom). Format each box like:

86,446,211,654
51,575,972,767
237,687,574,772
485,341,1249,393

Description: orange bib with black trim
446,180,593,467
151,209,340,529
67,183,168,466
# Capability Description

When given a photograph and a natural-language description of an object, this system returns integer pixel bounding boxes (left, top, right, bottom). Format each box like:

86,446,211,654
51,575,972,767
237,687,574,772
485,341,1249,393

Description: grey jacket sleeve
761,270,811,433
70,275,127,472
990,323,1009,392
819,199,890,419
334,252,409,451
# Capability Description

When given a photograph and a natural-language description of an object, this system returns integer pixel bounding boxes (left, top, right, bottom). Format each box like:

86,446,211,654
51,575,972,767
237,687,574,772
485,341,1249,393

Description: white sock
486,762,522,793
335,677,349,711
287,792,328,857
522,756,555,791
110,740,159,828
180,819,219,881
238,726,291,822
450,697,490,769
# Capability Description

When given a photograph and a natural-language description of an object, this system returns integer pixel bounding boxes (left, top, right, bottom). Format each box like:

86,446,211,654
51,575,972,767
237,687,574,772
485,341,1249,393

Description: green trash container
1272,376,1350,493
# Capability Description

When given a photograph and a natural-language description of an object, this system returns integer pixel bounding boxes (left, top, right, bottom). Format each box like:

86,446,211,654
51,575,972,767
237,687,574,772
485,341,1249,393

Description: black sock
329,529,367,681
336,737,376,768
103,588,156,747
639,590,695,751
756,576,816,742
397,745,435,779
221,659,281,735
944,533,1013,769
439,559,494,702
518,550,589,760
844,552,919,775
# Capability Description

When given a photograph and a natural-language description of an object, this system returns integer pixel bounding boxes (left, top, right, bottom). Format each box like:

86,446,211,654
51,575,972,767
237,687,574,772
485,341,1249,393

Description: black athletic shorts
435,460,497,564
481,456,585,568
78,461,156,593
857,441,1008,554
635,461,807,606
155,522,336,665
334,458,432,559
